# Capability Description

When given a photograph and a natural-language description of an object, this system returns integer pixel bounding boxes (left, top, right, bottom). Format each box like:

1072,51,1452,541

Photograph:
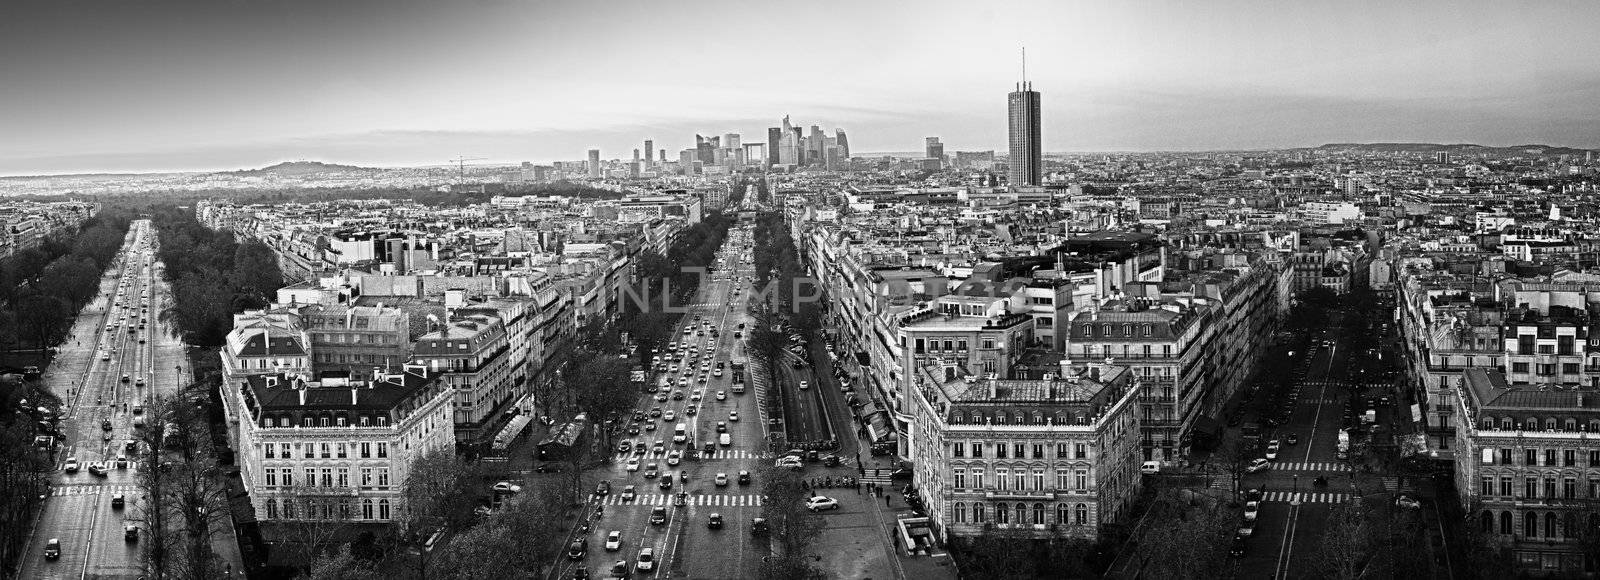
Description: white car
775,457,803,469
1395,495,1422,510
666,451,682,466
1243,501,1260,521
625,458,641,472
1246,458,1271,473
63,457,80,473
636,547,656,572
716,390,726,401
715,473,729,486
605,531,623,551
806,496,840,511
799,380,809,390
492,481,521,494
728,411,739,422
663,410,676,422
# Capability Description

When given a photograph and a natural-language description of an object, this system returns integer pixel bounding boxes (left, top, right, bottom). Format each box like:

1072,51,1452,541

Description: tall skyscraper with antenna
1008,48,1042,186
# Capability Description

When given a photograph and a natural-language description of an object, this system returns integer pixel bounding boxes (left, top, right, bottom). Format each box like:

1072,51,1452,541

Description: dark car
751,518,770,536
708,513,724,529
595,481,611,496
125,524,139,542
1230,536,1246,557
650,507,667,525
44,538,61,560
568,540,587,560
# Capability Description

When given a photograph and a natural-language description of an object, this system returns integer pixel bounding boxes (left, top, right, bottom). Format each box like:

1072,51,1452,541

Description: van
44,538,60,560
672,423,687,444
718,433,732,447
1140,461,1162,475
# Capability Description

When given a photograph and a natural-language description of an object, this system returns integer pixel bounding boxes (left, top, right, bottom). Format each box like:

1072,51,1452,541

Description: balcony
983,490,1058,501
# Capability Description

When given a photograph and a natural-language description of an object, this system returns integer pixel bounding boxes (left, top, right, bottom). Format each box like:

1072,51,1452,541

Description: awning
865,411,895,442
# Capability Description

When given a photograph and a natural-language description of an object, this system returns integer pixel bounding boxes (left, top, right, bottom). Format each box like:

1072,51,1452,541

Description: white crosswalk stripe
51,484,139,497
1262,491,1350,504
1272,461,1352,472
594,493,763,507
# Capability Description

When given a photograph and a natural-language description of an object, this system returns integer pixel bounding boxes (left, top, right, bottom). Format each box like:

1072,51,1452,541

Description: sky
3,0,1599,175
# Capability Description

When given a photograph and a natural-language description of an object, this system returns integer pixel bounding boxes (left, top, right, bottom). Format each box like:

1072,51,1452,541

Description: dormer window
360,416,370,427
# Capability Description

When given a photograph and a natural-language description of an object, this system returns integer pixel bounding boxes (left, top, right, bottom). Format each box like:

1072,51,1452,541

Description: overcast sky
3,0,1598,175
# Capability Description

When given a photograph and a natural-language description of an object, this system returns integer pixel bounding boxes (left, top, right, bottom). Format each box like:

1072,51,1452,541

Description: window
958,340,968,351
377,443,388,458
1546,512,1557,538
1526,477,1538,498
379,499,390,520
1590,478,1600,499
1512,362,1530,373
1591,450,1600,467
337,444,347,459
1527,449,1538,466
953,469,966,489
362,499,374,520
996,504,1010,524
973,503,986,524
1013,470,1025,490
1033,503,1046,525
282,471,294,487
305,468,315,487
982,338,996,349
1014,503,1027,525
265,444,275,459
361,443,371,459
1075,443,1088,459
973,470,985,489
361,468,373,487
1014,443,1026,458
1033,444,1044,459
266,499,278,519
1481,477,1494,496
1545,477,1556,499
1545,449,1557,466
1056,504,1070,524
337,468,349,488
972,444,983,458
1501,477,1512,497
996,469,1009,491
320,443,331,459
1056,470,1069,490
264,468,277,487
1564,478,1576,499
1056,443,1068,458
996,444,1007,459
954,502,967,523
303,443,314,459
1501,511,1513,535
1075,469,1088,491
1566,450,1577,467
284,500,296,519
321,468,333,487
1033,469,1045,491
1075,504,1088,525
953,442,965,458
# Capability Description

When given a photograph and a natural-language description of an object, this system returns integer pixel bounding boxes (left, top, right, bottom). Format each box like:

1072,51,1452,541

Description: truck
1337,429,1350,453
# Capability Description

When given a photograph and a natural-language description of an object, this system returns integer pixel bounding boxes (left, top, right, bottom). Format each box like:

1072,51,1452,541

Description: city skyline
3,0,1600,175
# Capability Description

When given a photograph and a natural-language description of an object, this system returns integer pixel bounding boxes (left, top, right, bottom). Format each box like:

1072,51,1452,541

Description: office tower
835,129,849,159
1007,81,1042,186
679,149,696,174
768,127,782,166
725,133,740,150
644,139,654,166
633,149,641,164
629,162,640,178
925,137,945,168
659,149,667,164
696,134,718,165
588,149,601,179
809,125,825,165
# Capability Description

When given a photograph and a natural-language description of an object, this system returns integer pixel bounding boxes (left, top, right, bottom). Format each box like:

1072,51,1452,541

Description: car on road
621,486,637,501
738,470,751,485
1286,433,1299,445
492,481,521,493
652,442,665,454
625,458,641,472
88,462,107,477
728,411,739,422
124,524,139,543
635,548,656,572
708,513,724,529
1237,519,1256,538
595,481,611,496
799,380,809,390
649,408,662,418
568,540,588,560
776,456,803,469
650,507,667,525
102,420,113,431
1265,442,1279,461
806,496,840,511
644,463,659,479
63,457,79,473
751,518,770,536
1243,501,1259,521
716,421,728,433
573,567,590,579
655,392,668,402
44,538,61,560
716,390,726,400
604,531,623,551
1395,495,1421,510
617,441,631,453
1230,536,1247,558
1246,458,1271,473
644,422,657,432
666,450,682,466
112,493,125,509
715,473,729,486
610,560,628,578
663,410,676,422
658,478,673,490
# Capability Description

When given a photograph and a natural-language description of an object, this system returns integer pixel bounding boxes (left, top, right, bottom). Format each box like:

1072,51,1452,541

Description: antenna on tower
1022,45,1027,87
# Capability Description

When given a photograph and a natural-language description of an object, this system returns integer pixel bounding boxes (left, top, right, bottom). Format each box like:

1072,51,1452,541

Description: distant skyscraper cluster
1007,80,1041,186
769,115,849,170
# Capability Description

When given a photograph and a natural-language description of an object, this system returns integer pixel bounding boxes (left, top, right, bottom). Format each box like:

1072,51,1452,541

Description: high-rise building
696,134,719,165
1436,151,1450,164
809,125,825,165
659,149,667,164
632,149,641,164
835,129,850,159
1007,82,1041,186
644,139,654,166
679,149,696,175
587,149,601,179
724,133,740,150
767,127,782,166
925,137,945,168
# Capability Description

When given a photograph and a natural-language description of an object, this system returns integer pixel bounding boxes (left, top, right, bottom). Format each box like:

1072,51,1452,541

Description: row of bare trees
133,390,234,580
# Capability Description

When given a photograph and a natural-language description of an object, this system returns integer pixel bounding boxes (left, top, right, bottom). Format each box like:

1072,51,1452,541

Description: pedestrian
885,493,891,506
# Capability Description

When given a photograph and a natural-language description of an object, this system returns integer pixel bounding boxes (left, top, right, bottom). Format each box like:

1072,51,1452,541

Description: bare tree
401,446,482,534
755,462,822,578
1131,487,1239,580
0,419,52,571
136,392,232,580
1311,503,1368,580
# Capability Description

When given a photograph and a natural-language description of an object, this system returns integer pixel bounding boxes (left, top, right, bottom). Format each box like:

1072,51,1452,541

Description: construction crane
449,156,487,179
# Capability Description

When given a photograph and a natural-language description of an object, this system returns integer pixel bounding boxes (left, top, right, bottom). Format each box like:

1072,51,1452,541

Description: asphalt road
17,220,200,580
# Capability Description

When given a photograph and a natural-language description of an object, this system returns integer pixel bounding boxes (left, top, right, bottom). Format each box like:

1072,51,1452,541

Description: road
16,220,200,579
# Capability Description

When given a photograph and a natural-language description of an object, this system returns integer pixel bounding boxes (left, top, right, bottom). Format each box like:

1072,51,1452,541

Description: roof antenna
1021,45,1028,89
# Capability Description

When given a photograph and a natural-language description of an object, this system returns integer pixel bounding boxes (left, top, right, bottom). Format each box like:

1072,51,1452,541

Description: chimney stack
298,382,307,406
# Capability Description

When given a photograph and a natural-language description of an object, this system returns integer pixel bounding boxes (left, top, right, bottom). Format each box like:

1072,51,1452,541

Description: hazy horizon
4,0,1598,175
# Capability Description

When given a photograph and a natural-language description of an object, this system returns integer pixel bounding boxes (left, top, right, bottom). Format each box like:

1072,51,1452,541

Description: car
492,481,522,493
1238,519,1256,538
716,421,728,433
611,560,629,578
663,410,676,422
115,455,128,469
1286,434,1299,445
644,463,659,479
737,470,751,485
715,473,729,486
568,540,588,560
652,442,665,454
650,507,667,525
649,408,662,418
1247,459,1271,473
775,457,803,469
673,389,686,399
728,411,739,422
63,457,79,473
604,531,623,551
1395,495,1422,510
1265,447,1278,461
617,441,632,453
708,513,724,529
658,478,673,490
1243,501,1259,521
636,547,656,572
684,406,697,416
625,459,641,472
595,481,611,496
644,422,657,431
678,470,689,482
102,420,113,431
751,518,770,536
112,493,125,509
799,380,809,390
621,486,637,501
88,462,107,477
1230,536,1247,558
573,566,590,579
655,393,669,402
44,538,60,560
806,496,840,511
1336,450,1349,460
823,454,841,467
666,451,682,466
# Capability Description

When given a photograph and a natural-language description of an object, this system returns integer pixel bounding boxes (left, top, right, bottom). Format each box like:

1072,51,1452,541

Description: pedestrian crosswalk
52,484,138,497
594,493,763,507
1261,491,1350,504
612,449,762,462
1272,461,1352,472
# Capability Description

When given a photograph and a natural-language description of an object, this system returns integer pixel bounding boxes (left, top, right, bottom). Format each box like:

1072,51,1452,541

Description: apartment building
898,295,1035,457
410,311,517,445
1453,368,1600,576
907,361,1142,543
298,302,411,381
219,309,314,448
232,366,454,526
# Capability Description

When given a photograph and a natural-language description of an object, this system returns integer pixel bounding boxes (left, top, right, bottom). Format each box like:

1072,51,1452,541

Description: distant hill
223,161,378,176
1314,142,1595,156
